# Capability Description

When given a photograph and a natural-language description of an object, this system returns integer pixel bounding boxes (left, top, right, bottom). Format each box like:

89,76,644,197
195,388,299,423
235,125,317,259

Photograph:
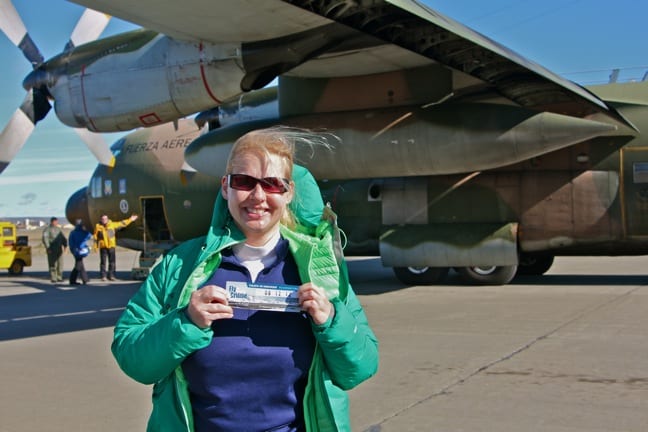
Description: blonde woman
112,127,379,431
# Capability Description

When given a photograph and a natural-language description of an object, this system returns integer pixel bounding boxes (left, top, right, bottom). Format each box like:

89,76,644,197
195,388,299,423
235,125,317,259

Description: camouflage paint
55,6,648,273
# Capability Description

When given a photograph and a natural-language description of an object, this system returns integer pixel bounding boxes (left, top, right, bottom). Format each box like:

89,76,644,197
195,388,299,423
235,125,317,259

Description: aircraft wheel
516,254,554,276
456,265,517,285
8,259,24,275
393,266,449,285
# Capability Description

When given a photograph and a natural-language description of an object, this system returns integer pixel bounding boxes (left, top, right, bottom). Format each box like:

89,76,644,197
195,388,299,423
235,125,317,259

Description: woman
112,127,379,431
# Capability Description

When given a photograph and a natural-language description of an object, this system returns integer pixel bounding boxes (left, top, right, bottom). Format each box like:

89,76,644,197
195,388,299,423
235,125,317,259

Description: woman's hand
298,282,334,325
186,285,234,328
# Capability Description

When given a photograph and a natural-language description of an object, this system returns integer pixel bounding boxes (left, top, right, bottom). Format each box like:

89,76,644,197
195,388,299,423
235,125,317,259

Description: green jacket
112,190,379,431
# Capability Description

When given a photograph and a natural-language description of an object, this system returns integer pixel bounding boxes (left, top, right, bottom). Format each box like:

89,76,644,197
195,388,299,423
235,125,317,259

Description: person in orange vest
94,214,138,281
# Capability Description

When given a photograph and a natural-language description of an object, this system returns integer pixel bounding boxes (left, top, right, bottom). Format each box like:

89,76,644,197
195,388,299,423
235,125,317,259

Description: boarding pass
225,281,301,312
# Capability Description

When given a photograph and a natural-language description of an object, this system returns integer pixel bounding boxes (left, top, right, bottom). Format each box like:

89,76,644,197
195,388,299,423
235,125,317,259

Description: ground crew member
94,214,138,281
42,216,67,283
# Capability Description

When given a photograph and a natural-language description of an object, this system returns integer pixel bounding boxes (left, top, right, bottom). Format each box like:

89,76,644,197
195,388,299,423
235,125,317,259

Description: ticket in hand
225,281,301,312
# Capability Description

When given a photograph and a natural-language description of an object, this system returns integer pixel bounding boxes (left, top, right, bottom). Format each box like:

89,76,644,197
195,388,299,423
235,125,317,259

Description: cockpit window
91,176,103,198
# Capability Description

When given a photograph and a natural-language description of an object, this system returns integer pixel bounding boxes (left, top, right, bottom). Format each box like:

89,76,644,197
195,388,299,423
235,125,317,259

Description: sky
0,0,647,218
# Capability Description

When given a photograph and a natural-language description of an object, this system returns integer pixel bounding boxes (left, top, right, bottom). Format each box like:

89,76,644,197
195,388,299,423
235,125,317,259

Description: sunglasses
227,174,290,194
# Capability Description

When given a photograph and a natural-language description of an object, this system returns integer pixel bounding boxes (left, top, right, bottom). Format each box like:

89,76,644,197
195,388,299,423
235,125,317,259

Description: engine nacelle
30,23,353,133
50,31,245,131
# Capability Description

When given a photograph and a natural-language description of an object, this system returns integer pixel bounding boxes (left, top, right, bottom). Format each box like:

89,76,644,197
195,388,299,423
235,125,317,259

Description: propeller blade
30,87,52,123
182,161,197,172
0,0,44,66
67,9,114,167
64,8,111,51
73,128,115,167
0,2,114,174
180,161,197,185
0,94,36,174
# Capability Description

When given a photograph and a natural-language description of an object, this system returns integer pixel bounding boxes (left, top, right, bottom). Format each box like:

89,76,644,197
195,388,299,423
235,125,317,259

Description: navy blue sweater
182,239,315,432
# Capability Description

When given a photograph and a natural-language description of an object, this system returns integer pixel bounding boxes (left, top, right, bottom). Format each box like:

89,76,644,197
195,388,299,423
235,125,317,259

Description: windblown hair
225,126,336,228
226,126,335,176
226,127,294,180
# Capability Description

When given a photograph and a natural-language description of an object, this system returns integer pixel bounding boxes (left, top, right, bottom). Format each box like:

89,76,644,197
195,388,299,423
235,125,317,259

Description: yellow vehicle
0,221,32,275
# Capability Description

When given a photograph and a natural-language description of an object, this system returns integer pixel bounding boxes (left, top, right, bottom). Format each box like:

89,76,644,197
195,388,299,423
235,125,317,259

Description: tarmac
1,249,647,431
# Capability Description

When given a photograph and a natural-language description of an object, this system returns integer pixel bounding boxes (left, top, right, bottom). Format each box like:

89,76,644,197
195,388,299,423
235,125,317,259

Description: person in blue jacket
112,126,379,431
68,219,92,285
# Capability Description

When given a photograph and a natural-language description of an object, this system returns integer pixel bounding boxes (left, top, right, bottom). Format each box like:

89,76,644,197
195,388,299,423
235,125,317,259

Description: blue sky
0,0,647,217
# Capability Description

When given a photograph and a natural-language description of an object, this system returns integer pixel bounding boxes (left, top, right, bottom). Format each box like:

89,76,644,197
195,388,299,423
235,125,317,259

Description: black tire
516,254,554,276
456,265,517,285
8,259,24,275
393,266,449,285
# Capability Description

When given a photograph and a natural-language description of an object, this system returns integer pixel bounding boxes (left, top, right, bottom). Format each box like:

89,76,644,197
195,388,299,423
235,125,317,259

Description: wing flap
283,0,635,129
70,0,635,129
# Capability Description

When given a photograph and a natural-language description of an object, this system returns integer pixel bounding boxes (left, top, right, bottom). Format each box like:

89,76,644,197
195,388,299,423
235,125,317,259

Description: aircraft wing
69,0,633,129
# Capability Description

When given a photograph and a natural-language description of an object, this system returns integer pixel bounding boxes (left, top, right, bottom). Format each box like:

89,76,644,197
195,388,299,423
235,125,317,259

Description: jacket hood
199,192,244,263
200,164,325,262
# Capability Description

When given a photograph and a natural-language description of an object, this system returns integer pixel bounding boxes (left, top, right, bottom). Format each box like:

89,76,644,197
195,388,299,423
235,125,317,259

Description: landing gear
456,265,517,285
393,266,449,285
392,260,540,286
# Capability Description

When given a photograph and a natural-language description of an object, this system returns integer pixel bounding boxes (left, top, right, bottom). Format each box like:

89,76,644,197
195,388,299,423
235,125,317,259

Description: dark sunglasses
227,174,290,194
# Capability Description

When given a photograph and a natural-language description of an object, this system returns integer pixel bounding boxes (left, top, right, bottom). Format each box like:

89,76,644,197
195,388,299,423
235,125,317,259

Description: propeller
75,128,116,168
0,0,114,173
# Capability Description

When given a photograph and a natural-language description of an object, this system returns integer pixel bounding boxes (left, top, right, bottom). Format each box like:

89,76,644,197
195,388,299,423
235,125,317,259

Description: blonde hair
226,127,294,180
226,126,337,228
226,125,336,174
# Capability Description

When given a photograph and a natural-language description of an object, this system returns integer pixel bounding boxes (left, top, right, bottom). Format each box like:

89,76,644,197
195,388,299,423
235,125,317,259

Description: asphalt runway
1,251,647,431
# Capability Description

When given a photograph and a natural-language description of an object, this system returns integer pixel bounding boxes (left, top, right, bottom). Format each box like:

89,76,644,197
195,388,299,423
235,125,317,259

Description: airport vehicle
0,221,31,275
2,1,648,285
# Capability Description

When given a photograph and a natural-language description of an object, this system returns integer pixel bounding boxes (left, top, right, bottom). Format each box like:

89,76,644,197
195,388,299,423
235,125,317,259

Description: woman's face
221,153,293,246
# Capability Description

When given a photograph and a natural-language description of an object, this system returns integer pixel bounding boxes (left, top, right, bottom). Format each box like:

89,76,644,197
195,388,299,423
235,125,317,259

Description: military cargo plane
66,76,648,285
3,0,648,285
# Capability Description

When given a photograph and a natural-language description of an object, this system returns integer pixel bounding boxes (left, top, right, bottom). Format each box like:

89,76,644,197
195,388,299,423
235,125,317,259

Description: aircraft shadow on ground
0,260,403,341
3,263,645,341
0,270,140,342
511,274,648,286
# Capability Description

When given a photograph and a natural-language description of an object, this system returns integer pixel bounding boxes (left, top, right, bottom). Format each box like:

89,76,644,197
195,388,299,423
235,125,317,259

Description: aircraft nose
65,187,92,229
